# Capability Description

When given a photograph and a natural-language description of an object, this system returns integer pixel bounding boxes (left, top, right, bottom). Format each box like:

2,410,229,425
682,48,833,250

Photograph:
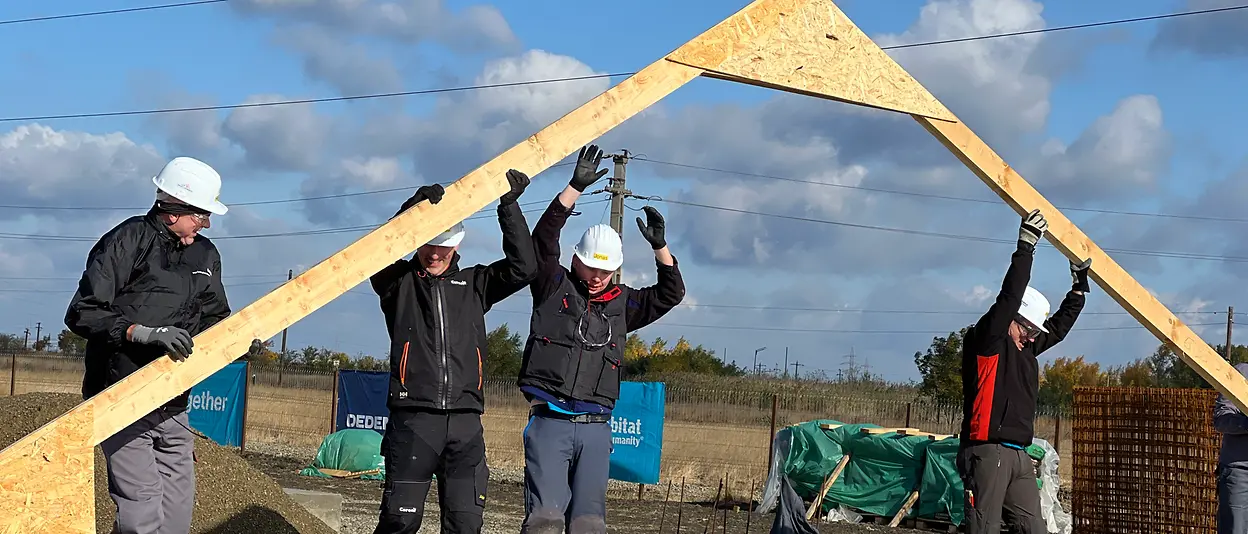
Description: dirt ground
242,447,928,534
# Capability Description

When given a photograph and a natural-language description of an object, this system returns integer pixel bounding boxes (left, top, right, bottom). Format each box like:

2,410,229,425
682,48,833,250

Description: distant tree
914,326,972,405
0,334,21,352
622,336,745,377
350,355,389,372
485,323,523,378
1038,356,1110,408
31,335,51,352
57,329,87,356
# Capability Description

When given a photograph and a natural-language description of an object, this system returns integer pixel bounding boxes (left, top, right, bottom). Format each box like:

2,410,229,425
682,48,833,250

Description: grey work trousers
1219,464,1248,534
100,409,196,534
520,413,613,534
957,443,1044,534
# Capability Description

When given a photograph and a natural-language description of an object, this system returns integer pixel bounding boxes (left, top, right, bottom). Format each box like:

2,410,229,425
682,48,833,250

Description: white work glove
1019,209,1047,248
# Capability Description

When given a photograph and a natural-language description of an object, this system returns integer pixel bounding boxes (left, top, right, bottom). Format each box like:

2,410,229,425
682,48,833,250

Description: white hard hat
573,224,623,271
425,223,465,248
1017,286,1051,333
152,157,228,215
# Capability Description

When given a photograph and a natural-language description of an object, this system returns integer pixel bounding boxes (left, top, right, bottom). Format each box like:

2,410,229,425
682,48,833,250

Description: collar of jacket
415,252,461,279
142,207,187,246
568,267,623,303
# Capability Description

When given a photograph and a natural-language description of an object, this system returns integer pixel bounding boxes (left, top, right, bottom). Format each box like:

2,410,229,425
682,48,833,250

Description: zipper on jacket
477,347,483,391
400,341,410,386
433,279,449,409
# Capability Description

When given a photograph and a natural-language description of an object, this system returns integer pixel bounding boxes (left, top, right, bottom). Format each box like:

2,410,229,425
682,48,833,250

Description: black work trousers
373,409,489,534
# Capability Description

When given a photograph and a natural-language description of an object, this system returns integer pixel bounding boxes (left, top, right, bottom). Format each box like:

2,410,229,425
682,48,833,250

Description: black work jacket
65,208,231,411
370,202,537,413
960,241,1084,447
518,199,685,408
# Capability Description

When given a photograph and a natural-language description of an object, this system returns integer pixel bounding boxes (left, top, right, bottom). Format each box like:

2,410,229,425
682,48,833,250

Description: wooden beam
805,454,850,520
914,115,1248,413
665,0,955,121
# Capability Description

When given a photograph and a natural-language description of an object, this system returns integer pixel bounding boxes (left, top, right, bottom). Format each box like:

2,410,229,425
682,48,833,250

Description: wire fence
1,352,1074,495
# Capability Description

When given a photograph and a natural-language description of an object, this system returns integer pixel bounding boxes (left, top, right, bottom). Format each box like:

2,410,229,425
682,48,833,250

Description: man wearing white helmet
517,145,685,534
958,208,1089,534
368,169,537,534
65,156,232,534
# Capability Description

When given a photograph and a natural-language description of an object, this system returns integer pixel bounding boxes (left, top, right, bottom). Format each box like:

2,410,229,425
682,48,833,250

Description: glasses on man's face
187,213,210,225
1019,321,1041,339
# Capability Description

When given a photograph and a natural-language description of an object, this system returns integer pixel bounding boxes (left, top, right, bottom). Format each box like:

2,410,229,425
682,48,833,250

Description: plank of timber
888,490,920,527
805,454,851,520
861,427,919,435
665,0,955,122
897,429,952,440
818,423,842,430
915,115,1248,413
0,404,94,533
0,59,705,530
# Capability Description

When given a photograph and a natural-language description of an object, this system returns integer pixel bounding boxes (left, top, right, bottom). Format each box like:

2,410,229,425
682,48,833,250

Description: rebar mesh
1072,386,1221,533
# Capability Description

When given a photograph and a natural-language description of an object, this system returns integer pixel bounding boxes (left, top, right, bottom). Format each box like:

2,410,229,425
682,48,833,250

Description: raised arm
1031,258,1090,355
973,209,1046,340
625,206,684,330
371,184,444,297
479,170,539,307
1216,364,1248,435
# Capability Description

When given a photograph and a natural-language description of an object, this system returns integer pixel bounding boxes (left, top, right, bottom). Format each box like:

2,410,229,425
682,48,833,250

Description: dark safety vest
519,272,628,408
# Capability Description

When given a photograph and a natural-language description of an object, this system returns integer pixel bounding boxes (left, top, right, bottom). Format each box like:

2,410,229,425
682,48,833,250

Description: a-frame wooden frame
2,0,1242,530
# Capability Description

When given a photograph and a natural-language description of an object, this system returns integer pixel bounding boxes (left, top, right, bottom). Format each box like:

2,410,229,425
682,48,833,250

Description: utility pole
784,348,789,379
34,322,41,349
1227,306,1235,361
754,347,767,377
279,269,293,386
22,328,29,351
604,150,631,285
792,360,803,379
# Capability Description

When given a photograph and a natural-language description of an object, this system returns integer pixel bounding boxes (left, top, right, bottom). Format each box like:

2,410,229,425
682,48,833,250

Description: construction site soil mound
0,392,334,534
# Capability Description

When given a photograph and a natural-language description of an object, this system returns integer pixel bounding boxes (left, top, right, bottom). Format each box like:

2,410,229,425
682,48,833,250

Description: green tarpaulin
299,429,386,481
773,421,1058,527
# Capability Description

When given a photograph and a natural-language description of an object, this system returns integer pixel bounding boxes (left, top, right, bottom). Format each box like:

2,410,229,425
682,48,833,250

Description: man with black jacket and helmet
369,168,537,534
518,144,685,534
959,208,1089,534
65,156,232,534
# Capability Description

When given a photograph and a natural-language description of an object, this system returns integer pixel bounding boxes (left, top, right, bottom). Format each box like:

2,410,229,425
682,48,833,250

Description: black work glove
1070,257,1092,293
499,169,529,206
1018,208,1047,249
635,206,667,249
570,144,609,192
398,184,445,215
131,325,194,361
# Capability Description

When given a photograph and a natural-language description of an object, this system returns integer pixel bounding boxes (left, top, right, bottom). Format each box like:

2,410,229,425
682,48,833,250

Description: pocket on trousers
474,460,489,508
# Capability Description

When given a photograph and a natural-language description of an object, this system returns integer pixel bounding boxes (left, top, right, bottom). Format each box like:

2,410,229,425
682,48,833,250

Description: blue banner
188,361,247,447
609,381,666,485
336,370,391,434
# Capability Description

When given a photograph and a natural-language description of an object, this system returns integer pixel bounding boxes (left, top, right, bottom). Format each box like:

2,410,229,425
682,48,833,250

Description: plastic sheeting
298,429,386,481
760,420,1071,533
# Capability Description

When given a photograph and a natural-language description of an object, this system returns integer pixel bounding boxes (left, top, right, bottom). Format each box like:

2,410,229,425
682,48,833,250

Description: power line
0,199,607,243
633,158,1248,224
0,0,225,27
674,302,1221,317
6,3,1245,123
655,198,1248,264
0,161,574,211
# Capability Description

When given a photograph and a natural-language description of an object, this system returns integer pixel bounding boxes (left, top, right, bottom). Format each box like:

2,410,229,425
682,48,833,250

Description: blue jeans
1220,465,1248,534
520,414,613,534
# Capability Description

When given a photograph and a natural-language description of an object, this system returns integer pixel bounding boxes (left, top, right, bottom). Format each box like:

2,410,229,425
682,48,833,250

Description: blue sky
1,0,1247,382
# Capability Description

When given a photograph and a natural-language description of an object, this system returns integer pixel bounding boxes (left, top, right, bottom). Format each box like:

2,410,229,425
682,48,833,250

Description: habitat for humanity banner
336,370,390,434
188,361,246,447
609,381,666,485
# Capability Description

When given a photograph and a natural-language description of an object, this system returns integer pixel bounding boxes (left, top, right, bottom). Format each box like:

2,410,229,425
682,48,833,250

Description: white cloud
276,25,405,95
222,95,331,172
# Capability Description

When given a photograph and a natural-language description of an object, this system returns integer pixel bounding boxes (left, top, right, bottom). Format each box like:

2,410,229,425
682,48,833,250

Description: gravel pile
0,392,334,534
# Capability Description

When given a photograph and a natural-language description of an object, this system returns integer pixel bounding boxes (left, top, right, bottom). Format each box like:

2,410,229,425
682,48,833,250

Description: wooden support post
4,0,1243,527
888,491,920,527
766,393,779,478
8,353,14,396
240,359,250,453
330,369,340,435
805,454,851,520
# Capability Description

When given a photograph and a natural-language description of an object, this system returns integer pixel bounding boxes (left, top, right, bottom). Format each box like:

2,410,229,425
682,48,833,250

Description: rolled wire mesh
1072,386,1221,533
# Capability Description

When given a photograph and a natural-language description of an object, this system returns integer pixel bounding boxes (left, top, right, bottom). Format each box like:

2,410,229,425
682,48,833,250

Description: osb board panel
0,405,94,533
1071,387,1219,533
665,0,955,121
915,115,1248,413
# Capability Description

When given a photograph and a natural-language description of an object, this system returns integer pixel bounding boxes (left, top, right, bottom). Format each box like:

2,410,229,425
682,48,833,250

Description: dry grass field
0,354,1074,495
